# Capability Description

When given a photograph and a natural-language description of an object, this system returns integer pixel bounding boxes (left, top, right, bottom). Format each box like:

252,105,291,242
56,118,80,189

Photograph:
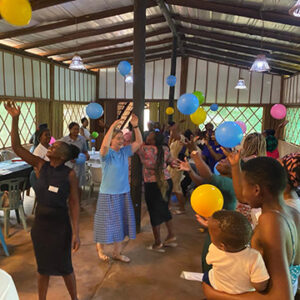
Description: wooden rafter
84,45,173,64
180,26,300,57
166,0,300,27
17,15,166,50
186,50,294,76
173,14,300,44
29,0,75,10
56,37,173,61
0,2,156,40
43,27,171,57
186,43,300,73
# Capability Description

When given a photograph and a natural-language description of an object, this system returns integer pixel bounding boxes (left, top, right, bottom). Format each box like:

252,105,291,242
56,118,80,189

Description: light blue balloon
215,121,243,148
177,93,199,115
166,75,176,87
76,153,86,165
117,61,131,76
91,139,96,143
214,162,220,175
210,104,219,111
86,103,103,120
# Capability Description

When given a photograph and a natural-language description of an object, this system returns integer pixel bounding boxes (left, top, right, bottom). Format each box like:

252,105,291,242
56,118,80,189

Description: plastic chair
88,166,102,202
0,228,9,256
0,150,17,161
0,178,28,238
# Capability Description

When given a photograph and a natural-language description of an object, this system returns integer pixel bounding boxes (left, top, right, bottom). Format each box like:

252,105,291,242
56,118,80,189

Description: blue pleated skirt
94,192,136,244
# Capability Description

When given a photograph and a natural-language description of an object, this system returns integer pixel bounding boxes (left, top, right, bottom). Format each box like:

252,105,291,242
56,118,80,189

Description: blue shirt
202,141,224,171
100,145,133,194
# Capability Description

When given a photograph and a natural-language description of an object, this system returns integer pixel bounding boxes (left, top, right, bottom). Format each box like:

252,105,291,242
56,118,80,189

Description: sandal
112,255,131,263
163,237,178,248
173,209,186,215
146,243,166,253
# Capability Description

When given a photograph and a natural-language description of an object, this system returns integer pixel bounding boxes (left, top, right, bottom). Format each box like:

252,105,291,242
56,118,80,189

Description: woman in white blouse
33,128,51,161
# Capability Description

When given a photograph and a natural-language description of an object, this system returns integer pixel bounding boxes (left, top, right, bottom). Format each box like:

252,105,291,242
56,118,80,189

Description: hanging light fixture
125,73,133,84
69,54,86,70
235,79,247,89
289,0,300,17
250,54,270,72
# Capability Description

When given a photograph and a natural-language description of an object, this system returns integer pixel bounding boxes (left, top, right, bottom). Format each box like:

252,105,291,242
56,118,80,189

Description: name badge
48,185,59,193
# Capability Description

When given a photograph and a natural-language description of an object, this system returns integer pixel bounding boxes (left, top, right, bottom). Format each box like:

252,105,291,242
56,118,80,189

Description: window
63,103,88,136
199,106,263,134
284,107,300,145
0,101,36,149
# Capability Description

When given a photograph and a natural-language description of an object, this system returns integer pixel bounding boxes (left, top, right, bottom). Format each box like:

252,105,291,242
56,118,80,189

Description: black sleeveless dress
31,162,73,276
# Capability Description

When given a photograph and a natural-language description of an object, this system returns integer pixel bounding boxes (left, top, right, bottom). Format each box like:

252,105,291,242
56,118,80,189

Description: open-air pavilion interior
0,0,299,299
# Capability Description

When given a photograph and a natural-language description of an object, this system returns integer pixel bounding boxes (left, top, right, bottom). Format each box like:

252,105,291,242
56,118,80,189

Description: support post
168,37,177,123
130,0,146,233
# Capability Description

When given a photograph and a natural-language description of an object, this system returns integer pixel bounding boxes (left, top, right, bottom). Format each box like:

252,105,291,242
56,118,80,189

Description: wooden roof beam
88,52,174,70
57,37,173,61
180,26,300,57
29,0,75,10
43,27,171,57
0,2,157,40
166,0,300,27
17,15,165,50
186,43,300,73
186,50,294,76
84,45,173,64
155,0,184,54
173,14,300,44
184,37,300,66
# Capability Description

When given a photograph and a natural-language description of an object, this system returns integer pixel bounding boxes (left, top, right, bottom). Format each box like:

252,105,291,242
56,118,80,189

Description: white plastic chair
88,166,102,202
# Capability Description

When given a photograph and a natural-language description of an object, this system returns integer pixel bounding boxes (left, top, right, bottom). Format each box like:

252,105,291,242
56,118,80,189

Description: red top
267,148,279,159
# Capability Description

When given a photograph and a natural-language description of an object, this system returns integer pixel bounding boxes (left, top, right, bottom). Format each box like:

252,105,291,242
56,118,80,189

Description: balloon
214,162,220,175
235,121,247,134
91,139,96,143
210,104,219,111
91,131,99,138
215,121,244,148
177,93,199,115
49,137,56,145
193,91,205,105
76,153,86,165
190,107,207,125
117,61,131,76
191,184,224,217
1,0,32,26
270,104,286,120
166,107,174,115
86,103,103,119
166,75,176,87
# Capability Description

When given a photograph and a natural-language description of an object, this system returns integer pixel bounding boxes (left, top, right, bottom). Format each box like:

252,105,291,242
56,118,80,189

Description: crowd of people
3,100,300,300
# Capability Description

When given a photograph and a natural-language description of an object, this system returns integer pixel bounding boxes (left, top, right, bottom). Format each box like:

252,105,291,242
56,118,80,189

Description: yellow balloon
1,0,32,26
191,184,224,217
190,107,207,125
166,107,174,115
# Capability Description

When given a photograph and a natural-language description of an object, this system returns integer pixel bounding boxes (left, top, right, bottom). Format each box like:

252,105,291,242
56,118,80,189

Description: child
203,210,270,294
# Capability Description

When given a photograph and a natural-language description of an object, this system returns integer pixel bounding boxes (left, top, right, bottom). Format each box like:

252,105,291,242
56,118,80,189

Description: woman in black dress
5,102,80,300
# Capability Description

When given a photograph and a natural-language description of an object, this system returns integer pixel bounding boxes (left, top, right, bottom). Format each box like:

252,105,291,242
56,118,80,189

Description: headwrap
280,153,300,190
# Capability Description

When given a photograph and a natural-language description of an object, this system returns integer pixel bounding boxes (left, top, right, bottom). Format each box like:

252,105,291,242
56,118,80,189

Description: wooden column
168,36,177,123
180,56,188,95
131,0,146,233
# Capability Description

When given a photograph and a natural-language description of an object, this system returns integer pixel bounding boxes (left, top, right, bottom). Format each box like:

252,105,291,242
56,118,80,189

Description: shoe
173,209,185,215
163,237,178,248
146,244,166,253
112,255,131,263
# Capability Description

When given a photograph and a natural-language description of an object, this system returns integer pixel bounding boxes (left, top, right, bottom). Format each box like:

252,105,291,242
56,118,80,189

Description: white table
88,151,100,162
87,151,101,168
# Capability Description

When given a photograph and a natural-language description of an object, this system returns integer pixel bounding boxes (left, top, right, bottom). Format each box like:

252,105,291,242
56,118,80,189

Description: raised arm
68,170,80,253
4,101,44,169
130,114,143,153
204,138,223,161
100,119,122,157
222,148,244,202
179,158,206,186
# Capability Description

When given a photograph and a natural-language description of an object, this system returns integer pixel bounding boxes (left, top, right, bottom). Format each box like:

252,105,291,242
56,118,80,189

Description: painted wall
283,73,300,105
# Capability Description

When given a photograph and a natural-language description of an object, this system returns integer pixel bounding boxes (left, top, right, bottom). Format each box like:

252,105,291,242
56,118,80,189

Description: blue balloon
117,61,131,76
210,104,219,111
76,153,86,165
91,139,96,143
214,162,220,175
166,75,176,87
177,93,199,115
215,121,243,148
86,103,103,120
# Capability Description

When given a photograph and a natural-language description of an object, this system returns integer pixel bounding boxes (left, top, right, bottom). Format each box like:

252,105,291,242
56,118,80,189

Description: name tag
48,185,59,193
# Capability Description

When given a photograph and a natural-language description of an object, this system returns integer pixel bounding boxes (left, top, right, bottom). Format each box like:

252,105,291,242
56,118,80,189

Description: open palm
4,101,21,118
221,147,241,166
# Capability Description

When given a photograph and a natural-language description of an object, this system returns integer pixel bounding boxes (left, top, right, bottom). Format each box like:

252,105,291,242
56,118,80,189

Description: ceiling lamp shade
235,79,247,89
289,0,300,17
69,55,86,70
250,54,270,72
125,74,133,83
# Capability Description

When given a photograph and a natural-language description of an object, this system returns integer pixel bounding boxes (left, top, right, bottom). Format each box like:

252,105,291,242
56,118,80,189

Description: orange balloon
191,184,224,217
